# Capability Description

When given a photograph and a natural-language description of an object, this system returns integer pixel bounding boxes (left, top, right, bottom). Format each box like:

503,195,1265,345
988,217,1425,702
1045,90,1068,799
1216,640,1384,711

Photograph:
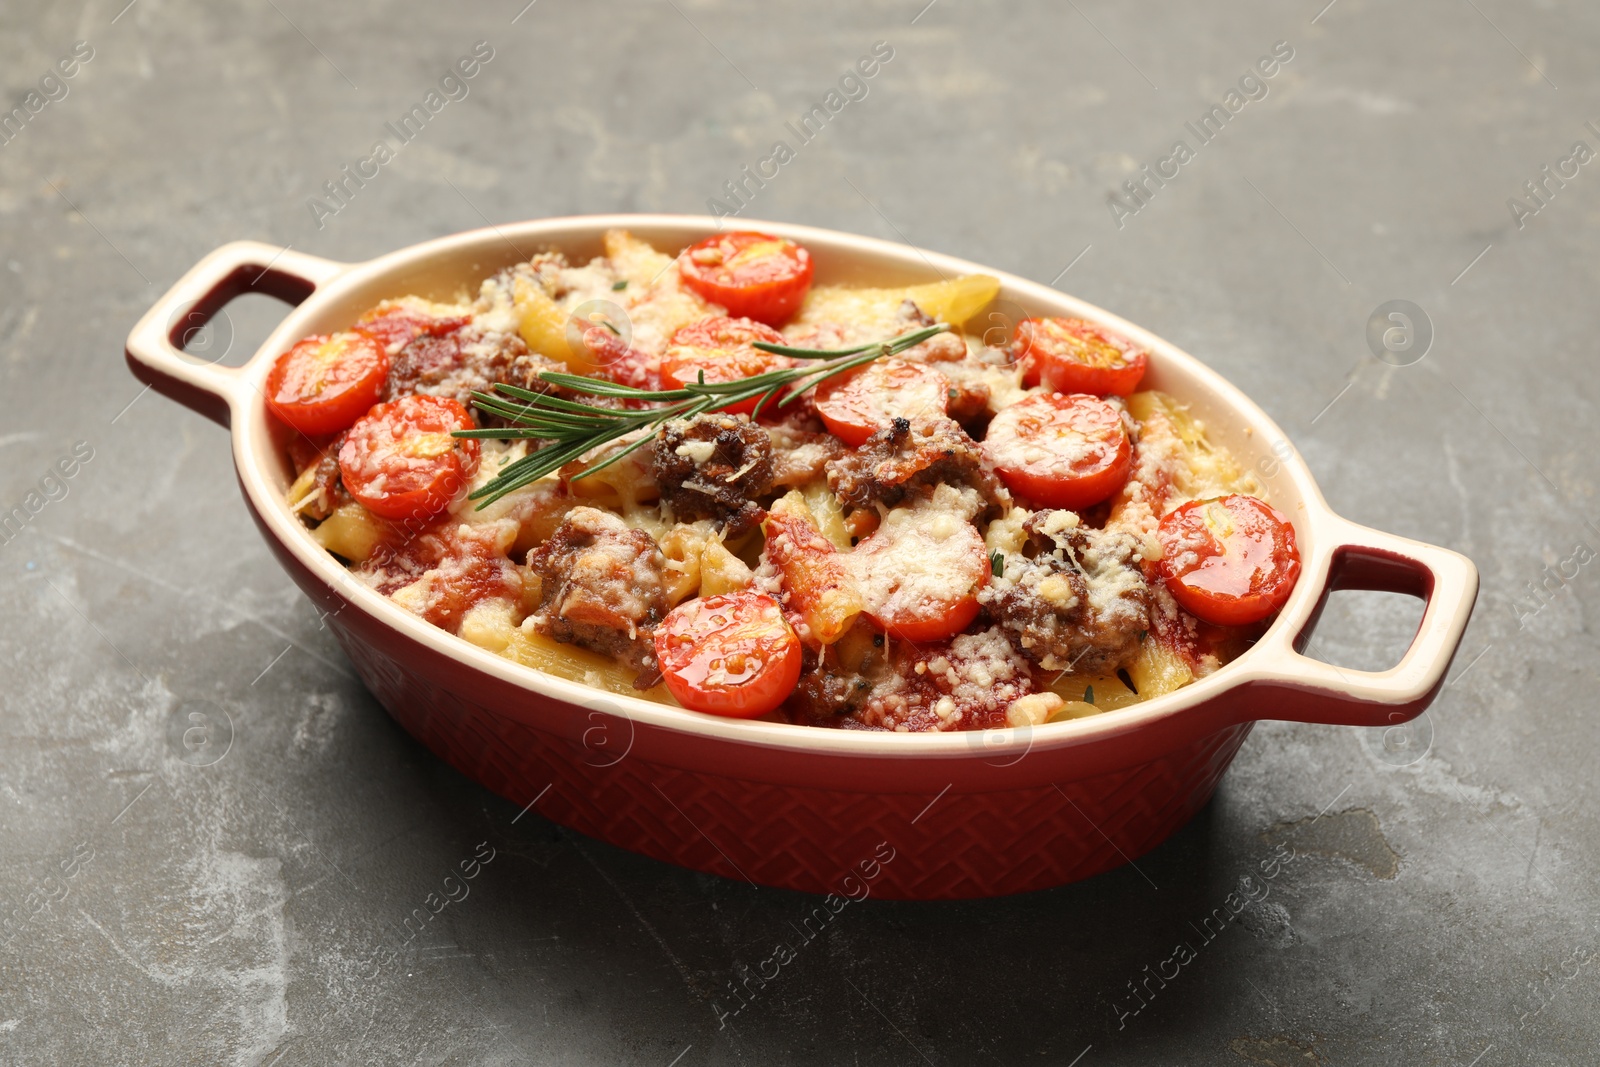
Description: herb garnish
454,322,951,508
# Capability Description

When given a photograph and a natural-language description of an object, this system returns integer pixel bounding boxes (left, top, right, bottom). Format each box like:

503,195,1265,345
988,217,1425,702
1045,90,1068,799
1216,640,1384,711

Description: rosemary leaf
751,322,947,360
511,375,691,401
569,425,673,481
777,347,888,407
471,436,612,506
456,321,952,507
750,339,879,360
454,427,570,440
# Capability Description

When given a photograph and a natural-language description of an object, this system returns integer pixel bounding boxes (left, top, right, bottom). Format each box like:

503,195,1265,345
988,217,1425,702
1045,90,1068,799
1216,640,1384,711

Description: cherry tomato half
1156,494,1301,626
814,358,952,448
1015,317,1148,397
677,232,814,326
571,318,661,394
338,395,480,522
354,303,469,354
654,591,803,717
983,393,1131,509
661,317,790,414
265,332,389,436
850,505,988,643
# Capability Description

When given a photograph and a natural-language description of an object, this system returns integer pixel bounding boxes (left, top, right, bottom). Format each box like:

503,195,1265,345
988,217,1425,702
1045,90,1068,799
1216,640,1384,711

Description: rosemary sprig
455,322,950,508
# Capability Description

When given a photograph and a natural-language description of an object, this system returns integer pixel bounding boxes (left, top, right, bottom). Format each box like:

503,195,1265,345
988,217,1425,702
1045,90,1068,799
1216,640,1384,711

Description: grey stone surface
1,0,1595,1063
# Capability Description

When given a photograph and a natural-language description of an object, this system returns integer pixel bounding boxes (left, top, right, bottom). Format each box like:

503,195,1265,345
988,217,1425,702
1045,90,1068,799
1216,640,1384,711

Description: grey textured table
2,1,1595,1064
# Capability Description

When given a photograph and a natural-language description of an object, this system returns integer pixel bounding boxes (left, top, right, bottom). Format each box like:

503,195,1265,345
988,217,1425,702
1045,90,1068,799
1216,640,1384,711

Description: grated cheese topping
286,229,1276,731
849,484,986,622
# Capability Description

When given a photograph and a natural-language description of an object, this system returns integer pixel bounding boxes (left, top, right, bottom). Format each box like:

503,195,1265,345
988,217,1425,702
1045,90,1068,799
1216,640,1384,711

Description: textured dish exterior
128,216,1479,899
254,491,1249,898
344,621,1252,899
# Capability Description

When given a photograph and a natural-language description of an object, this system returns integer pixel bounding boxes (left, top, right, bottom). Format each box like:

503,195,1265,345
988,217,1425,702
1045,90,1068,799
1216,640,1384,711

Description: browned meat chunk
827,415,1009,513
652,414,773,536
980,511,1149,674
525,507,668,682
944,378,992,424
765,426,843,487
894,299,970,362
357,522,522,632
785,622,886,725
786,623,1046,732
383,323,565,414
299,435,352,521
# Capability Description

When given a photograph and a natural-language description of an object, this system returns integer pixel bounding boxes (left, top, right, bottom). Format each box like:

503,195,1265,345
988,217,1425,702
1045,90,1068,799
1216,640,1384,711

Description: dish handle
1237,518,1479,727
124,241,350,428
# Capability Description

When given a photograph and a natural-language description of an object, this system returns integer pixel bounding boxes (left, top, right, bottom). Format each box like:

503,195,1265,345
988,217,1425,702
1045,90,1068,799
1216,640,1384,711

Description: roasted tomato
661,317,790,414
572,315,660,393
1015,317,1148,397
265,331,389,436
677,232,814,325
813,358,952,448
654,591,803,717
338,395,480,522
762,503,864,645
354,303,469,354
850,497,989,643
1157,495,1301,626
983,393,1131,510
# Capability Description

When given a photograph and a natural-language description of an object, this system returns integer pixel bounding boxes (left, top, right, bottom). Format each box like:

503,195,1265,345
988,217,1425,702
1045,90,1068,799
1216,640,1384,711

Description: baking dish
125,216,1477,899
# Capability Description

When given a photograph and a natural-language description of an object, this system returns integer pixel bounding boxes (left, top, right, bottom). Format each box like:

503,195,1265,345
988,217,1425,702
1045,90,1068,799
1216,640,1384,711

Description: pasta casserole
267,229,1300,731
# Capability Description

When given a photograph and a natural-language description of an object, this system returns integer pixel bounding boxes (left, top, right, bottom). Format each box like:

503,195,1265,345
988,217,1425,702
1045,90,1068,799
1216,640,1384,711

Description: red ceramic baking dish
125,216,1478,900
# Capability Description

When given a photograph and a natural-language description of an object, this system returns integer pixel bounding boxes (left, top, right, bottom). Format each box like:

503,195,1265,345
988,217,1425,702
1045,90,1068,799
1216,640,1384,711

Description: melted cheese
674,439,717,464
938,354,1037,413
292,229,1272,725
848,484,985,619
